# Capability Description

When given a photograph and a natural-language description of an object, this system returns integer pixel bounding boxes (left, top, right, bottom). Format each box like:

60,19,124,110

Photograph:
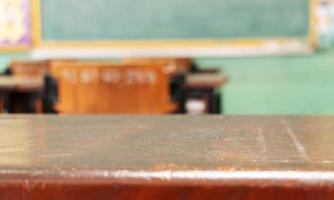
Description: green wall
2,50,334,115
197,49,334,115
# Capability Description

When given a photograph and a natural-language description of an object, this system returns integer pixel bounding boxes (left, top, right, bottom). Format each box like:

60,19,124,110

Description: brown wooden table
0,115,333,199
0,76,44,113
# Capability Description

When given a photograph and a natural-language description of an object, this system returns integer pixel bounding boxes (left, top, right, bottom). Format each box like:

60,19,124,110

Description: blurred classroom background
1,0,334,115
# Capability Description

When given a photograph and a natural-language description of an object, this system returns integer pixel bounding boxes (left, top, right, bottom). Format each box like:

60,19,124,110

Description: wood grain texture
0,115,334,199
50,62,177,114
123,58,192,74
10,60,50,78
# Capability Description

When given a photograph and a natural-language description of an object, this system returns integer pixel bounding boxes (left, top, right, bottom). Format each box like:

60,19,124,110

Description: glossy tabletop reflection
0,115,334,186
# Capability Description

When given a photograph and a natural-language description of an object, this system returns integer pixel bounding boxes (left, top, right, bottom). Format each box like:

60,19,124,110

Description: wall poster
0,0,32,48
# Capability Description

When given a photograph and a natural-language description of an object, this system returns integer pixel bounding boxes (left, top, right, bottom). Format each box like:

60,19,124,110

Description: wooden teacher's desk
0,115,333,199
0,73,227,114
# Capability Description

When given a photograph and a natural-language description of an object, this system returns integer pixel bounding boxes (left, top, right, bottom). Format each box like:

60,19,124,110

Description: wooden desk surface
0,76,43,93
186,73,228,89
0,115,334,199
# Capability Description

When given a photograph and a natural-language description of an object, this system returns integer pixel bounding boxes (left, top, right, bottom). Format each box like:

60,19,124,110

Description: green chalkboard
41,0,310,41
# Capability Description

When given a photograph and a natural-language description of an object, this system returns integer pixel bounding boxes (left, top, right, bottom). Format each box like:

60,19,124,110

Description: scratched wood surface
0,115,334,199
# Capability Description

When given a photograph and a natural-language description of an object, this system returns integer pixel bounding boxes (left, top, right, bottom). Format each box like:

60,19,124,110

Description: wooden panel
50,62,177,114
99,66,124,113
2,183,334,200
10,60,50,78
50,63,79,113
123,58,192,74
76,66,100,113
10,60,77,78
0,116,333,199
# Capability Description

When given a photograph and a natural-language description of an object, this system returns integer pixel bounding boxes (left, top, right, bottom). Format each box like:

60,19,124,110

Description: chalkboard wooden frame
32,0,318,56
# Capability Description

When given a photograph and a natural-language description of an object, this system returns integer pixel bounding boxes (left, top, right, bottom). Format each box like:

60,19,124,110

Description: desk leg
220,90,224,114
3,95,9,113
0,98,3,113
169,74,186,114
207,89,222,114
210,90,221,114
